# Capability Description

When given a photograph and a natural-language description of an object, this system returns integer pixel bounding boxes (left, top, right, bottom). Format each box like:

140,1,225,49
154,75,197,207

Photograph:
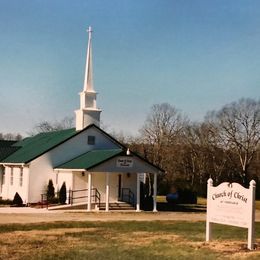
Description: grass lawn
0,221,259,260
158,196,260,211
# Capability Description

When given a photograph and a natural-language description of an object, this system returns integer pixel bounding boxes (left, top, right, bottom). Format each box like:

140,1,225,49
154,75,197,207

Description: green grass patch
160,195,260,211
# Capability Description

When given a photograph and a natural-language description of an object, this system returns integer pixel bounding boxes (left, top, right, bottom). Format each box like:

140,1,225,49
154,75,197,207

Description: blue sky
0,0,260,136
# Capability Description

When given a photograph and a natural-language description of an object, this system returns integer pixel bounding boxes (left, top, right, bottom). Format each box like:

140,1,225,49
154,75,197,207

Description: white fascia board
54,168,85,172
0,162,29,167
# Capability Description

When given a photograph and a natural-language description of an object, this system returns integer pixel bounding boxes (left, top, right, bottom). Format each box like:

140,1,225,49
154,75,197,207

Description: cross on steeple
87,26,93,41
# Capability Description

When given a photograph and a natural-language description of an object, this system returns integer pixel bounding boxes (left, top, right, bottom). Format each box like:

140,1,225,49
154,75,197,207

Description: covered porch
54,149,161,211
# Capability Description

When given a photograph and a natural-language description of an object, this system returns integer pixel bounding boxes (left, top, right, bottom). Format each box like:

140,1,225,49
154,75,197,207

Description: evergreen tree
12,192,23,206
59,182,67,204
47,179,55,201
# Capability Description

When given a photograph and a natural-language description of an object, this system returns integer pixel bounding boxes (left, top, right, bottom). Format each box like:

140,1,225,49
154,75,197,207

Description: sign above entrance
116,157,134,168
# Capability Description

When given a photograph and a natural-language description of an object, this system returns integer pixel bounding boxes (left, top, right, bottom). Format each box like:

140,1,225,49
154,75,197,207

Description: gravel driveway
0,207,259,224
0,207,206,224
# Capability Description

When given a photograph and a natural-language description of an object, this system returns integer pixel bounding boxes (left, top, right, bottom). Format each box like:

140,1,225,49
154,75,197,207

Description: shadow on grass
156,202,206,212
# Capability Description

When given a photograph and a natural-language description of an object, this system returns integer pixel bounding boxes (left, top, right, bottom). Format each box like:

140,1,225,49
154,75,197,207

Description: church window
88,136,95,145
55,172,59,185
20,168,23,187
2,169,5,185
10,168,14,185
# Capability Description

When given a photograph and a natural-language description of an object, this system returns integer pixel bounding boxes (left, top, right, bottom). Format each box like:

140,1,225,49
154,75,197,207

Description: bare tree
29,116,75,135
208,98,260,184
0,133,22,141
139,103,188,193
183,122,234,193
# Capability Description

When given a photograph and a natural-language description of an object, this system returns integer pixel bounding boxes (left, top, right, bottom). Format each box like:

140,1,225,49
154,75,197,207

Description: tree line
124,98,260,197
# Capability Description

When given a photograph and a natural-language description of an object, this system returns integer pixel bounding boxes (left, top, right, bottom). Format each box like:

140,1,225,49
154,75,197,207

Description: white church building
0,27,162,211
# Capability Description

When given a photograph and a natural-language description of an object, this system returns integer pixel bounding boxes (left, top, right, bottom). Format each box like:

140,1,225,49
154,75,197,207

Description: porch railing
121,188,135,206
41,188,101,209
70,188,101,208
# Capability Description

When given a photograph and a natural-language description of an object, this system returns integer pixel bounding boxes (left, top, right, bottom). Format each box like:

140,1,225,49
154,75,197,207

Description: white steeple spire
83,26,94,92
75,26,102,131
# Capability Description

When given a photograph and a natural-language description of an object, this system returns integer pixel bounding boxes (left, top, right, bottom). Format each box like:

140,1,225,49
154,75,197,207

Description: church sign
206,178,256,250
116,157,134,168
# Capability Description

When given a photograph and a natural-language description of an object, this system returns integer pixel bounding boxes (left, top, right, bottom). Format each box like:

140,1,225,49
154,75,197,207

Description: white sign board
206,179,256,250
138,173,146,183
116,157,134,168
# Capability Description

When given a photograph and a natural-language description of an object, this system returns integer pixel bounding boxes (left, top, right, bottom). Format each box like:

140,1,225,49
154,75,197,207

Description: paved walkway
0,207,206,223
0,207,259,224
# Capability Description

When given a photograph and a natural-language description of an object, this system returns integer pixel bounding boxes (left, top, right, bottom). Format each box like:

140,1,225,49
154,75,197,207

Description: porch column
0,168,2,194
136,173,141,212
153,173,157,212
87,172,92,211
105,172,110,212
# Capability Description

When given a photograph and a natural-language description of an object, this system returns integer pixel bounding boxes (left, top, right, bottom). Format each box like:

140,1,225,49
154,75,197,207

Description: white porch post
0,169,2,194
87,172,92,211
153,173,157,212
25,167,30,204
136,173,141,212
105,172,110,212
248,180,256,250
206,178,213,241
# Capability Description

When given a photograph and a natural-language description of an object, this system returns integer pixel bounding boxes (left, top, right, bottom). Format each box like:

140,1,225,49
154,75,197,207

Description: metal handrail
41,193,48,209
70,188,88,205
41,187,101,209
121,188,135,206
40,190,70,209
70,188,100,205
93,188,101,208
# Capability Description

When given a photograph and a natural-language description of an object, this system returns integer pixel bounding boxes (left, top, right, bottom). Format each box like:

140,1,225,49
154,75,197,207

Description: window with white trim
2,168,5,185
88,135,96,145
20,168,23,187
10,168,14,186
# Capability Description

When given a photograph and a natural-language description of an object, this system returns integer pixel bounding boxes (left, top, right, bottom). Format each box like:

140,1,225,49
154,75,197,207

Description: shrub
141,196,153,211
0,199,12,205
177,189,197,204
12,192,23,206
47,179,55,201
59,182,67,204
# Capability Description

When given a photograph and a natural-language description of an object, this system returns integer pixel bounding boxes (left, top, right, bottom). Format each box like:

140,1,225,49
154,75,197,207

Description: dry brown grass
0,228,96,260
0,223,259,259
189,240,260,259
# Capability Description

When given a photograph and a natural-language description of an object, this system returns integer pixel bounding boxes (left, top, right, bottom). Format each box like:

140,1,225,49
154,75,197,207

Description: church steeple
75,26,102,131
83,26,94,92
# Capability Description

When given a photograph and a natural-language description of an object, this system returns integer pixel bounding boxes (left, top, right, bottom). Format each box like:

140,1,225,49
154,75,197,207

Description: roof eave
0,162,29,167
54,168,85,172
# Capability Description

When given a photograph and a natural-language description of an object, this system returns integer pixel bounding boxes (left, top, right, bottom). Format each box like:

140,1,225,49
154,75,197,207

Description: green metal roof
0,140,20,161
55,149,123,170
2,128,77,163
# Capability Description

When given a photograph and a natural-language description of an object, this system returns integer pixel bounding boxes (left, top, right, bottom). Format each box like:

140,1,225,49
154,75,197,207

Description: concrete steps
99,201,135,211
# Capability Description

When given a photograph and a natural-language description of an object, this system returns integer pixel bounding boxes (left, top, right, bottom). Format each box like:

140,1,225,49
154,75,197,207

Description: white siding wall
91,172,136,203
90,155,159,174
27,127,119,203
122,173,137,200
71,171,87,204
55,171,74,204
53,171,136,204
0,166,29,203
92,173,118,202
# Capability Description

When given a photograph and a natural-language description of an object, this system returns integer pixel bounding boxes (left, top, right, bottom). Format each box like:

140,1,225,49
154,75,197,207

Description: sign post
206,178,256,250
